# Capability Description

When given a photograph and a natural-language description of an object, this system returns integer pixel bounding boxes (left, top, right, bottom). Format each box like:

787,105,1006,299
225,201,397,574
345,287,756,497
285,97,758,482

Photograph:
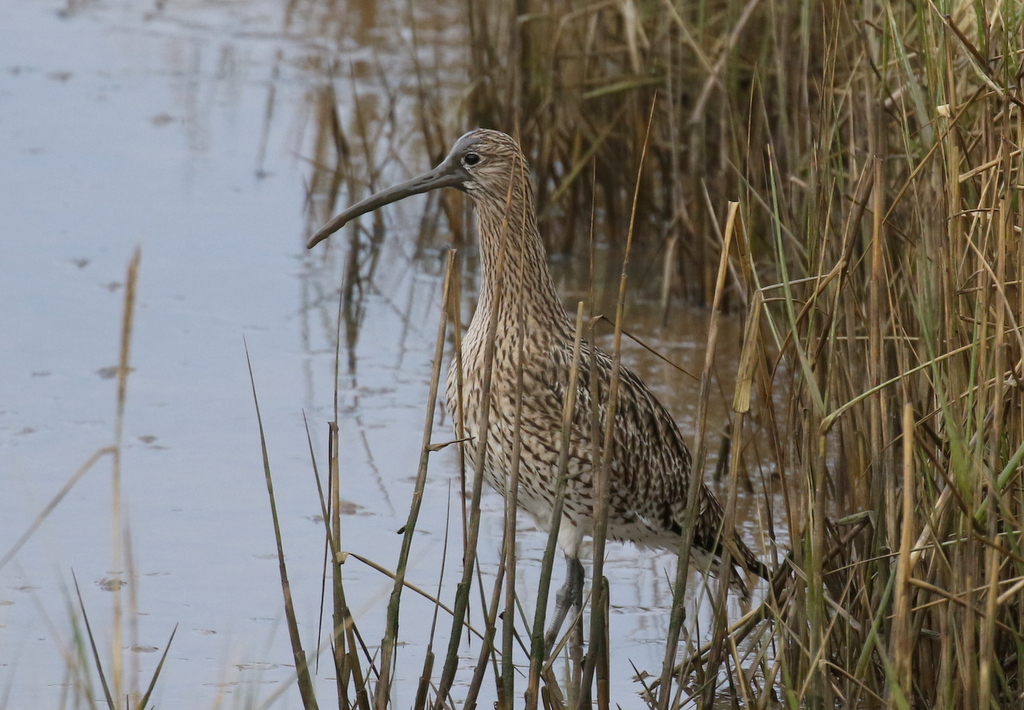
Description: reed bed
455,0,1020,706
294,0,1024,707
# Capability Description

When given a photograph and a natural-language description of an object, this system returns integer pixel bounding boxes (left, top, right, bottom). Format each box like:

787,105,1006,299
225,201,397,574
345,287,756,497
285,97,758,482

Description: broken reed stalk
328,243,367,710
303,416,346,703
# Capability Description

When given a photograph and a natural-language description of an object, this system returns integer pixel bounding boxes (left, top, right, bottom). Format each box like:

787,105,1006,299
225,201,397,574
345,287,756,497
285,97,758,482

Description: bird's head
307,129,530,249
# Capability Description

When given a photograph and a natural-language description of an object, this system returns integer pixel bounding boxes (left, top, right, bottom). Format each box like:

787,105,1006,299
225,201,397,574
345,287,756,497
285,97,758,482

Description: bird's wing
541,339,768,581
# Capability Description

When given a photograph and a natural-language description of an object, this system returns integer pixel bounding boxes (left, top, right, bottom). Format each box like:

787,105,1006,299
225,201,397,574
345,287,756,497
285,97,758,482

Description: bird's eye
463,152,480,167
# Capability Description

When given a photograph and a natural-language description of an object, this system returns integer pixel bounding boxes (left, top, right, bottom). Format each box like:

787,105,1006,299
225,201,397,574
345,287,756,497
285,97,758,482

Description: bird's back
445,311,765,595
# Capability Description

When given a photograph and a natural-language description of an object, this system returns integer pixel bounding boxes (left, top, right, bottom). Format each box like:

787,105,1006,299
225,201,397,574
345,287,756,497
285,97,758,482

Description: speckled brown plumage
307,129,769,620
443,130,767,596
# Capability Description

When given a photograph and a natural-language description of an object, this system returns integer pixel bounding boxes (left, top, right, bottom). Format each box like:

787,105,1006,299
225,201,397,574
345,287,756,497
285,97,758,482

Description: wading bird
307,129,769,646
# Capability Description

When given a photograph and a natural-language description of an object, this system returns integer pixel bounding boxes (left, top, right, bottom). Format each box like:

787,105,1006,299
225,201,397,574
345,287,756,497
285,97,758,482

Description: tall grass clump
458,0,1024,706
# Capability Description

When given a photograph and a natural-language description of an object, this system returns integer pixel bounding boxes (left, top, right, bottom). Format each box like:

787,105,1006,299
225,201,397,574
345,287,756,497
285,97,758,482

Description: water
0,0,773,706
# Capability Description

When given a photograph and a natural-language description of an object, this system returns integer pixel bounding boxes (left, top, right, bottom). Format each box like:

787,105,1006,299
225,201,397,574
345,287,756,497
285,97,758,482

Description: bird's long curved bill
306,162,463,249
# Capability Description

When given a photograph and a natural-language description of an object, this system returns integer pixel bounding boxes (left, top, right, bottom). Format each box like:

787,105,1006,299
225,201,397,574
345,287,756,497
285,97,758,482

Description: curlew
307,129,769,644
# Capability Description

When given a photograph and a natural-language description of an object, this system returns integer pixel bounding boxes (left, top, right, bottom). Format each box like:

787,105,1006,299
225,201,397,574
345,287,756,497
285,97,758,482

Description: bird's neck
470,195,570,346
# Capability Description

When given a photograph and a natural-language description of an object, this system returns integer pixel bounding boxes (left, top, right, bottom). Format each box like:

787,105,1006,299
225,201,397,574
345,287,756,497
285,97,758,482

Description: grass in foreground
295,0,1023,707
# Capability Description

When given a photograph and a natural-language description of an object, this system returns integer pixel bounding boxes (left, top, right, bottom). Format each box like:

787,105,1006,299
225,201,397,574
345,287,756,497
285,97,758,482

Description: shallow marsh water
0,0,775,706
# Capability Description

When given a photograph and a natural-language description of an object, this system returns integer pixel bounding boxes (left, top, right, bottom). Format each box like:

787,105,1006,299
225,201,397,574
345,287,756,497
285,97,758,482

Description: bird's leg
545,554,585,653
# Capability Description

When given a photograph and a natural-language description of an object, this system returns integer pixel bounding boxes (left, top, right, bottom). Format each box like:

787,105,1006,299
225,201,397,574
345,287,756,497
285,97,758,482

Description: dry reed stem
657,123,735,710
109,247,139,704
376,250,458,704
698,202,742,707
